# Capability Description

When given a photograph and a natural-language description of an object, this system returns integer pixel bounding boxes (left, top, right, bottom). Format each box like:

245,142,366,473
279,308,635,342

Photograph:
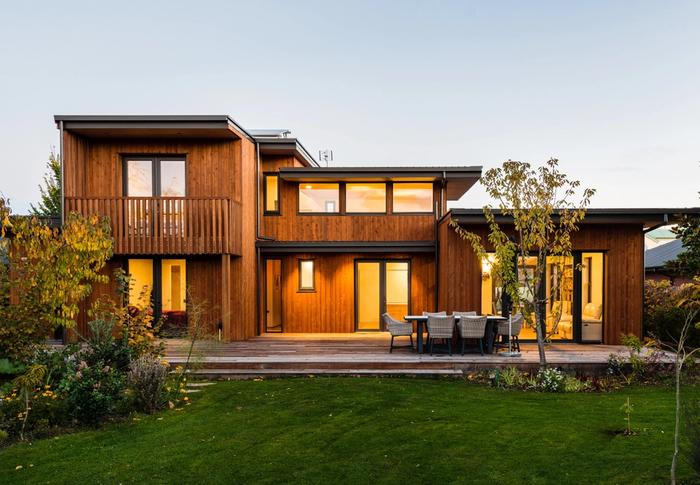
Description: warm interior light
481,254,496,276
305,184,313,189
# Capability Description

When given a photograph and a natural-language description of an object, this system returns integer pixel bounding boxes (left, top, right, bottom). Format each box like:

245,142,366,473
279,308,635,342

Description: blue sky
0,0,698,212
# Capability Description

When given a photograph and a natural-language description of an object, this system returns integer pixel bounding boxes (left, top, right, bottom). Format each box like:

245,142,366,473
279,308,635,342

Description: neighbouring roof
448,208,700,228
645,238,684,269
279,166,482,201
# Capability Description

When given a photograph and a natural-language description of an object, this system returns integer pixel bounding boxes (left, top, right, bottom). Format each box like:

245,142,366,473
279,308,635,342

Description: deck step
189,368,465,378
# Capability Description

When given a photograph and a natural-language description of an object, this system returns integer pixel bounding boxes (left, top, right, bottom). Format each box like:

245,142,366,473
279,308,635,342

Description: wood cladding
262,253,436,333
261,155,439,242
437,217,644,345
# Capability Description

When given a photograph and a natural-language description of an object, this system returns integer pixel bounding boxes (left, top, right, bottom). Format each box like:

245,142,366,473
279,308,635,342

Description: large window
298,259,315,291
480,252,604,342
125,157,186,197
346,183,386,213
392,183,433,213
264,174,280,214
298,183,339,213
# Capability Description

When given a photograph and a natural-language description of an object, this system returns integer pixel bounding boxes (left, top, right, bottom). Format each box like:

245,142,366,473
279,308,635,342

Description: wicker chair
456,315,487,355
496,313,524,352
421,311,446,341
382,313,414,353
427,315,455,356
454,311,477,317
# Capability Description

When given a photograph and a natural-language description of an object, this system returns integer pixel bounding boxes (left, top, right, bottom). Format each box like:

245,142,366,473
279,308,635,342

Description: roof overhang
278,166,482,200
54,115,252,140
255,137,318,167
449,208,700,229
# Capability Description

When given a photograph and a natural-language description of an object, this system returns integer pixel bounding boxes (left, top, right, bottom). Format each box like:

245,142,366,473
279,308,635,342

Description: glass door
355,260,410,331
356,261,382,330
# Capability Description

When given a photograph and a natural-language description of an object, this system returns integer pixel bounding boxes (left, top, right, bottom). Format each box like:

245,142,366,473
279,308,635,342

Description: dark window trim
297,258,316,292
391,182,435,214
263,172,281,215
297,182,341,215
122,155,187,197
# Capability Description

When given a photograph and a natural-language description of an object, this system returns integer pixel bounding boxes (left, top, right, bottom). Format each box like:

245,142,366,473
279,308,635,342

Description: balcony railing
65,197,240,255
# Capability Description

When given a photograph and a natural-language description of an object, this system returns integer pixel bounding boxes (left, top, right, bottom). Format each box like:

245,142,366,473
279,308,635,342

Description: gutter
59,120,65,224
643,213,669,234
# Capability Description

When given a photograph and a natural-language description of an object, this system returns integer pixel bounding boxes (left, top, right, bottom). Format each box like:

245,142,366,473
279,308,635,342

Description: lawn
1,377,698,484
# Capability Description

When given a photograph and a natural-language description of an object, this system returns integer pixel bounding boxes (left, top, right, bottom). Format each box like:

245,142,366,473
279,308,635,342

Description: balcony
65,197,240,255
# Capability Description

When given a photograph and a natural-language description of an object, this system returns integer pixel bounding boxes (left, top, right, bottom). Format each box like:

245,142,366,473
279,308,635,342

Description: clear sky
1,0,698,213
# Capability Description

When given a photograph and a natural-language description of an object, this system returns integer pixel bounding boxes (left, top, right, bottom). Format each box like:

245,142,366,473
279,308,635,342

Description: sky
0,0,698,213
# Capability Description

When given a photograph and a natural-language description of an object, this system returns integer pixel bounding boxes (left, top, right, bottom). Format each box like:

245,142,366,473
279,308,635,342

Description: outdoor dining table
403,315,507,354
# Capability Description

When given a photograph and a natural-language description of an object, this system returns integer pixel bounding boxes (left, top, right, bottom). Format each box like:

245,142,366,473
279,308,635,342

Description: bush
61,362,127,425
537,368,566,392
127,355,169,413
644,280,700,348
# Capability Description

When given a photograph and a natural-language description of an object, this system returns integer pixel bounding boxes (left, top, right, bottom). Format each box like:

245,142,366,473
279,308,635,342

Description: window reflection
160,160,185,197
393,183,433,213
581,252,604,342
126,160,153,196
346,183,386,213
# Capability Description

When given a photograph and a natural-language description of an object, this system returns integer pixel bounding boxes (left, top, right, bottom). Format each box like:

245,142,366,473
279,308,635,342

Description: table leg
416,321,424,353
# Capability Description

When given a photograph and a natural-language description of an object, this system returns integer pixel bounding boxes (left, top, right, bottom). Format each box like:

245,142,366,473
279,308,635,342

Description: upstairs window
346,183,386,213
298,183,339,213
124,157,186,197
392,183,433,213
264,174,280,214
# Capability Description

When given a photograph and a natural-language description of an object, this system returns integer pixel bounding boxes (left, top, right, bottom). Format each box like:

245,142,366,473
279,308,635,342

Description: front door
355,260,410,331
265,259,282,332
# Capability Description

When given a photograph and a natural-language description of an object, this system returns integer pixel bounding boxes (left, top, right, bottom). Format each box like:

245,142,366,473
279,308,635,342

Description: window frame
263,172,281,215
297,182,341,215
122,155,187,197
297,259,316,292
344,182,388,214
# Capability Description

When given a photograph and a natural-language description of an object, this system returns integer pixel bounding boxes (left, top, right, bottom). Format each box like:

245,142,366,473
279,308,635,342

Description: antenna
318,149,333,167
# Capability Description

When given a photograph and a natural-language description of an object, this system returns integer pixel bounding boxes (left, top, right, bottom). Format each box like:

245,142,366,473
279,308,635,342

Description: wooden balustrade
65,197,240,255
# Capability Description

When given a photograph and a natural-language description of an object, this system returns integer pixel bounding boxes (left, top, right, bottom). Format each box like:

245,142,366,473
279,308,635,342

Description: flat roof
449,207,700,227
279,166,482,200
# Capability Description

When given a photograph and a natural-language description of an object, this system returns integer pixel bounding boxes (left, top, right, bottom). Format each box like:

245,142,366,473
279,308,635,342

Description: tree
667,214,700,277
450,159,595,369
29,150,61,218
0,197,113,361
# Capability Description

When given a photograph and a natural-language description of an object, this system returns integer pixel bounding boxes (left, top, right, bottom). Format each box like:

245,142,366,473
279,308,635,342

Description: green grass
1,378,698,484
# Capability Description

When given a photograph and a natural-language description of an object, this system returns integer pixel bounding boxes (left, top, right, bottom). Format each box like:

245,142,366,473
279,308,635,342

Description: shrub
127,355,169,413
564,375,591,393
537,368,566,392
644,279,700,348
495,367,526,388
61,362,127,425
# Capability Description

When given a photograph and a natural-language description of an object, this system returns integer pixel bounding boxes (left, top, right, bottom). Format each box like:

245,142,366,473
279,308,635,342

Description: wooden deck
163,333,671,378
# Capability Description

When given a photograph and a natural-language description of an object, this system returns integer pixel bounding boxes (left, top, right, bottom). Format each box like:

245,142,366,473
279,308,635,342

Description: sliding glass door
355,260,410,331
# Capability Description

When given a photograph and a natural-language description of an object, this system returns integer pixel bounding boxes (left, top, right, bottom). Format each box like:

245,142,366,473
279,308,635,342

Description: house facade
56,115,691,345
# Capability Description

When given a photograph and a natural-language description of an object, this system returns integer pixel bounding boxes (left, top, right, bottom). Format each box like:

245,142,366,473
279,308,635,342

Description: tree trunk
536,307,547,369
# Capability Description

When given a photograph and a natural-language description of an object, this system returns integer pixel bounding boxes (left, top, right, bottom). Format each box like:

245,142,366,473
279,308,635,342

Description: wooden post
221,253,231,340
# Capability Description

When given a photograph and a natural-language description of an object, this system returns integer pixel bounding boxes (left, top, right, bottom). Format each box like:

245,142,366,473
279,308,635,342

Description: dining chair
456,315,487,355
426,315,455,356
496,313,524,352
382,313,414,353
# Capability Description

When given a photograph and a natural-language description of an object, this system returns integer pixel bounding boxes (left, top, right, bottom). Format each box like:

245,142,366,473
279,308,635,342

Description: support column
221,253,231,340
